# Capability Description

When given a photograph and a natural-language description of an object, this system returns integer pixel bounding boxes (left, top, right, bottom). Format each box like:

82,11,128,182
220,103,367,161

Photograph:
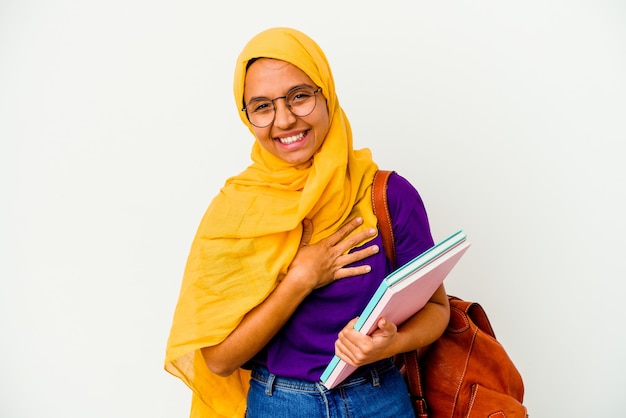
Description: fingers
374,317,397,336
328,217,376,248
331,239,379,280
329,217,364,244
343,317,359,331
335,317,399,367
328,217,378,281
300,218,313,247
339,243,379,266
341,227,378,253
326,217,377,255
335,333,372,367
335,318,366,366
291,216,377,289
334,265,371,280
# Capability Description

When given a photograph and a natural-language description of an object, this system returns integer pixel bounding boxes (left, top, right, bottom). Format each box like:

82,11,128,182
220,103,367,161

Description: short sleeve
384,172,435,268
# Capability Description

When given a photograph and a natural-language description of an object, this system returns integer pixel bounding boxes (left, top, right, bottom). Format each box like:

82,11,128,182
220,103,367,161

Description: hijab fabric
165,27,379,417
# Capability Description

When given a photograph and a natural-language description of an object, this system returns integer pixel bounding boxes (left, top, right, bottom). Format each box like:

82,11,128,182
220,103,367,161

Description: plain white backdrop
2,1,625,416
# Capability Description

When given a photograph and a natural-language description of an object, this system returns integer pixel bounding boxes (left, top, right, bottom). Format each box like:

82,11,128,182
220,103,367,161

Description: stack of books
320,230,471,389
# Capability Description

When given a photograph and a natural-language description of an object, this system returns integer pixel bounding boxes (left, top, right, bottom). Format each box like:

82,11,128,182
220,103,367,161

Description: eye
289,89,313,104
249,100,273,114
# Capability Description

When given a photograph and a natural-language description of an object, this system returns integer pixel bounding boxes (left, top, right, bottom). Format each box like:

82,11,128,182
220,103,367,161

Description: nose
272,98,297,128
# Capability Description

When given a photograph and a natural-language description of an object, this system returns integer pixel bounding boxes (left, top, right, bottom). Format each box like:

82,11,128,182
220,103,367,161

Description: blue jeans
246,358,415,418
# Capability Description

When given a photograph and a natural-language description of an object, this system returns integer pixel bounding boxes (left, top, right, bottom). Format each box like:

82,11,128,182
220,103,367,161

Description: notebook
319,230,471,389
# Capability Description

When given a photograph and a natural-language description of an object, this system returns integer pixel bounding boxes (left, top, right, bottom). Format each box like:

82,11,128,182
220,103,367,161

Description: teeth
278,131,306,144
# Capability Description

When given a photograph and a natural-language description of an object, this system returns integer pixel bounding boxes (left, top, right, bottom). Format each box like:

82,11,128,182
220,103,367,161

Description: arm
201,217,380,376
334,283,450,368
334,172,450,366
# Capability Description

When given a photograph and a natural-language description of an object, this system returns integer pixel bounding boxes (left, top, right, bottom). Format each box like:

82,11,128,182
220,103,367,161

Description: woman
165,27,450,418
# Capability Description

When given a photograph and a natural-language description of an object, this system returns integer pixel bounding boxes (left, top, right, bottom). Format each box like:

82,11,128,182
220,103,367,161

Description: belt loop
265,373,276,396
370,367,381,387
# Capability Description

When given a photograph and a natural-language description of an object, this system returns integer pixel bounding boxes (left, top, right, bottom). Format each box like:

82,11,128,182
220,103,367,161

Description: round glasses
242,86,322,128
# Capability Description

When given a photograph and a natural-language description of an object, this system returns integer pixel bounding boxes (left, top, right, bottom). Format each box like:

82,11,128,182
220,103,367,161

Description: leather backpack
372,170,528,418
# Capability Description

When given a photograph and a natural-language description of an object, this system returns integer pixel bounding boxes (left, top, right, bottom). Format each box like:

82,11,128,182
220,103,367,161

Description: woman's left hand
334,317,399,367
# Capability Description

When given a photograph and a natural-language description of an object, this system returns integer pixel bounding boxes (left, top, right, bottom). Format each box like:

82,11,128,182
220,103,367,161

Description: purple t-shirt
251,172,434,381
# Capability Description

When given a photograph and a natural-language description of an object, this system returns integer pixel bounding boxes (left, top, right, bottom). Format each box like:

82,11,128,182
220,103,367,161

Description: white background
2,1,625,417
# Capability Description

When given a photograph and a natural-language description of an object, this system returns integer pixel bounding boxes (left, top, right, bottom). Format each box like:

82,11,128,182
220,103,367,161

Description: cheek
252,126,270,143
251,128,276,154
312,101,330,136
317,112,330,139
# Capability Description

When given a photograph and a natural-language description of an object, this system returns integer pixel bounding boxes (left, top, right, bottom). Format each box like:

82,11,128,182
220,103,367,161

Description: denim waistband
250,357,395,393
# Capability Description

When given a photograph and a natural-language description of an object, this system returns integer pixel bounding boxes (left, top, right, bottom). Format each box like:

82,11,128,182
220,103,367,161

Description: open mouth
276,130,307,145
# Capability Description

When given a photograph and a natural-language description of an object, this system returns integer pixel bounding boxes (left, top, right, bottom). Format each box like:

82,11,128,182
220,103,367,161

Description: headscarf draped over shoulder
165,27,378,418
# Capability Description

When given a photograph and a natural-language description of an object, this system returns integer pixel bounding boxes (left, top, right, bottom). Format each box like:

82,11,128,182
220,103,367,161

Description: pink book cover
320,239,471,389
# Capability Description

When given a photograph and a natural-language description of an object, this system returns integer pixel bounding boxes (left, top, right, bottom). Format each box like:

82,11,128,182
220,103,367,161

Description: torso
251,172,434,381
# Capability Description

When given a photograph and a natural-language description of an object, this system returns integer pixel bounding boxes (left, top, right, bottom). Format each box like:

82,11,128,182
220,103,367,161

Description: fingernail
369,228,376,235
372,245,379,253
364,266,371,272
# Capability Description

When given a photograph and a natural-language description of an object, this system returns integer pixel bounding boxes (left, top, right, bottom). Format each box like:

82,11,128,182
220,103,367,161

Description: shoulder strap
371,170,397,268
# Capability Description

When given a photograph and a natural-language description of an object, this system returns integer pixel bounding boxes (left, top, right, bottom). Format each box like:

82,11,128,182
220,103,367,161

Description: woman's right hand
202,217,379,376
285,217,379,290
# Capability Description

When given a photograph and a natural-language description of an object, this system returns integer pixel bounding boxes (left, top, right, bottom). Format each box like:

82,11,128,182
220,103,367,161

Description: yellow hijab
165,27,379,418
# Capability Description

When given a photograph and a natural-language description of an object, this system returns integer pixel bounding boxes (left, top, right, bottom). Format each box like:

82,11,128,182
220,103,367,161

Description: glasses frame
242,86,322,128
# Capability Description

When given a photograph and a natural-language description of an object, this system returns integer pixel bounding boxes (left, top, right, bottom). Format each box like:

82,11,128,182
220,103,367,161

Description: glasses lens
246,100,274,128
286,87,318,117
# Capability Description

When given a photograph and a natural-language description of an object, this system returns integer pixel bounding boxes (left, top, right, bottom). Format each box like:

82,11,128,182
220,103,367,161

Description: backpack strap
371,170,428,415
371,170,397,268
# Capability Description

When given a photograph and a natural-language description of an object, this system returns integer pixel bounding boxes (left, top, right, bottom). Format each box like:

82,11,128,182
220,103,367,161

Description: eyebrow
246,84,316,103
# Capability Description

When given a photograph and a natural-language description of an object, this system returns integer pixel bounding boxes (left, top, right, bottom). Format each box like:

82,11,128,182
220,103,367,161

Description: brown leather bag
372,170,528,418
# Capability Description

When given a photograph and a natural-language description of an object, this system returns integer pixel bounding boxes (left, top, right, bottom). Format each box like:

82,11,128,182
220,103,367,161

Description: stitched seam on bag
464,384,479,418
451,327,479,418
447,305,470,333
410,353,422,400
380,176,395,263
371,170,396,267
468,303,496,337
414,356,425,404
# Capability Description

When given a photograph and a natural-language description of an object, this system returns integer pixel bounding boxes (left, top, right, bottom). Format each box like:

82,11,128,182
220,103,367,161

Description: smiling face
243,58,330,165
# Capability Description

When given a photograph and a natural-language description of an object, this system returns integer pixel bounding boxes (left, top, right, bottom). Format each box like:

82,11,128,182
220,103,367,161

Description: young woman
165,27,450,418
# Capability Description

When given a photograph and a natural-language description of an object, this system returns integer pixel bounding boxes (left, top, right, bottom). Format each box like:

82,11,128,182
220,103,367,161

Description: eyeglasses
242,86,322,128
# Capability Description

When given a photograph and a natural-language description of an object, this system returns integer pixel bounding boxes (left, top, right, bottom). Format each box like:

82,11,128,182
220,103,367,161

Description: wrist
278,271,314,300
